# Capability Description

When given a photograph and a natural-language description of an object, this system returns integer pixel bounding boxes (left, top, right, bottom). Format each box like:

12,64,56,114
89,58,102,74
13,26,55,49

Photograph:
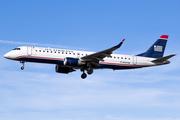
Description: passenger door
133,56,137,65
27,46,32,56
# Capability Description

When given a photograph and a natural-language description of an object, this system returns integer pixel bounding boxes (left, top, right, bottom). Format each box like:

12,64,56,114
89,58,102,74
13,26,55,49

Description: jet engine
55,65,75,74
64,57,83,66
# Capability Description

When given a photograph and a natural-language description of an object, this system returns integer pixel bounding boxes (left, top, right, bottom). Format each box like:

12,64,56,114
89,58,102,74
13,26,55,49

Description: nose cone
4,52,10,59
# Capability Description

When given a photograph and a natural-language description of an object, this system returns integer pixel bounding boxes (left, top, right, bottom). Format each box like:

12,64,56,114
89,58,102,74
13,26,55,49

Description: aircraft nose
4,53,10,59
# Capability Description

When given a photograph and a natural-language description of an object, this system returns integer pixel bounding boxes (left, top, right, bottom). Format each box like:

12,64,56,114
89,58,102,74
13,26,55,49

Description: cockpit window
13,48,21,50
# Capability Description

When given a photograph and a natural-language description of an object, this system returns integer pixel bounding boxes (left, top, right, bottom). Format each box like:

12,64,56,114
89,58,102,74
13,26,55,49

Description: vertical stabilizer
137,35,168,58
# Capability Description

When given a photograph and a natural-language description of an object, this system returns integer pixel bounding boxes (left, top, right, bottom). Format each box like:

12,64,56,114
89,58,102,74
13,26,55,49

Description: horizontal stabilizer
151,54,176,62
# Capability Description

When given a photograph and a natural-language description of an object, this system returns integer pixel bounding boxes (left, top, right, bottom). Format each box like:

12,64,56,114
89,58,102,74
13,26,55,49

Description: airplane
4,35,176,79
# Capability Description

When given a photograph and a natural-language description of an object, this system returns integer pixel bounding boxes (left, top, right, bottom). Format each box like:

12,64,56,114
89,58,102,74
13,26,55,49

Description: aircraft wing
81,39,125,65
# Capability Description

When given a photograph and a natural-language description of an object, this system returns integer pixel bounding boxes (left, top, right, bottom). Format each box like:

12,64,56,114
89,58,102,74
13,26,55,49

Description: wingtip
122,39,125,42
114,39,125,48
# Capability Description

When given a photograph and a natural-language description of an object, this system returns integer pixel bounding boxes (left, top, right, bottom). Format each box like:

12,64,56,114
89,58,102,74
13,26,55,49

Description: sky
0,0,180,120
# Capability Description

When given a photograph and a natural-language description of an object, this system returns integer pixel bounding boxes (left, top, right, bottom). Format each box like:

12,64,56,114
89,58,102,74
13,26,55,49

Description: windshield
13,48,21,50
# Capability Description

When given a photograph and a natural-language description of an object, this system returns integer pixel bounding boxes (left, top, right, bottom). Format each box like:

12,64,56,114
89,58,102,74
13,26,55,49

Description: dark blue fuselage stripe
16,57,141,69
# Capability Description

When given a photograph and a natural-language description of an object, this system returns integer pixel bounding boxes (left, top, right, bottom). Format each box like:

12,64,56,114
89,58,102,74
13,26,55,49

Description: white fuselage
4,35,173,79
4,46,159,70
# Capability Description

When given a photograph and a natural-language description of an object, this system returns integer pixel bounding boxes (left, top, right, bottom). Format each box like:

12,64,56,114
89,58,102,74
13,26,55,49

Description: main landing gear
20,61,25,70
81,68,94,79
87,67,93,75
81,72,87,79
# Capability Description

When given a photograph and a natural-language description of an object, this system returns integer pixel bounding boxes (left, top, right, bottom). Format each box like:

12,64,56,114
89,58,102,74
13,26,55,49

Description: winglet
114,39,125,48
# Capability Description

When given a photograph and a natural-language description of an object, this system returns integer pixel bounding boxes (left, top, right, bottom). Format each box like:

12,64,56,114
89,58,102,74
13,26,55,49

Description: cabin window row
35,50,130,60
35,50,89,56
107,56,130,60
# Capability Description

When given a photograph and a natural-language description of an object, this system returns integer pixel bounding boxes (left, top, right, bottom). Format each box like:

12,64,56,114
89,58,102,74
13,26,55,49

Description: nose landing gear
21,66,24,70
20,61,25,70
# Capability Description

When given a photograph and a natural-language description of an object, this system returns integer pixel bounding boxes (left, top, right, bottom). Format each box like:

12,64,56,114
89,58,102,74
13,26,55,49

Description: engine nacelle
64,57,82,66
55,65,75,74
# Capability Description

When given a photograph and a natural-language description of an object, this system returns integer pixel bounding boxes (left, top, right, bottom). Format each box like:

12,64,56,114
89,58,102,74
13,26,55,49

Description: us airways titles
41,48,74,53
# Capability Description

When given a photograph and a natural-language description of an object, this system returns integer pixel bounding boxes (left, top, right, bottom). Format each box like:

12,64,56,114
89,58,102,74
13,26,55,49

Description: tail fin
137,35,168,58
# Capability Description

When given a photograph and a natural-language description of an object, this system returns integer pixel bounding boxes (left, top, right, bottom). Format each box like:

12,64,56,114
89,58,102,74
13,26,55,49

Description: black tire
87,69,93,75
81,73,87,79
21,66,24,70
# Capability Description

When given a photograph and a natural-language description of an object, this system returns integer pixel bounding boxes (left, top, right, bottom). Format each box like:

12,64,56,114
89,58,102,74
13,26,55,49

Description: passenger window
39,50,41,52
121,57,123,59
73,53,75,55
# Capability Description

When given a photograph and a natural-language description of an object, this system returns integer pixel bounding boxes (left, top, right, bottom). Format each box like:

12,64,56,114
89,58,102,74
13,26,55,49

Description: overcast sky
0,0,180,120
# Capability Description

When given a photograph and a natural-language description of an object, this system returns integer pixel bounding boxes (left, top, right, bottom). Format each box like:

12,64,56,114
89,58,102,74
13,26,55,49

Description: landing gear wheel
20,61,25,70
21,66,24,70
81,73,87,79
87,68,93,75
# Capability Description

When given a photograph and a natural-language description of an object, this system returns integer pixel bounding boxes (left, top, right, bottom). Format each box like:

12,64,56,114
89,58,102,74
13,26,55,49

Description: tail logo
154,45,162,52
